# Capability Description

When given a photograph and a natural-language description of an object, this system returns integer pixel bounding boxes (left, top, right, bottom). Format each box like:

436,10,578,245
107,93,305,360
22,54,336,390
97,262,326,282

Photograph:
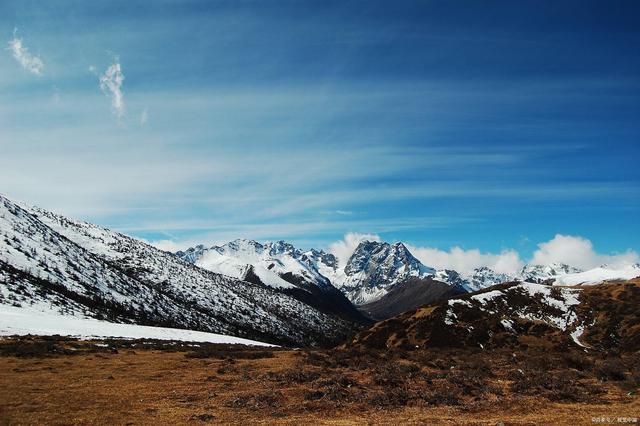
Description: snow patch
0,305,274,346
571,325,587,348
554,264,640,286
470,290,504,304
500,319,515,333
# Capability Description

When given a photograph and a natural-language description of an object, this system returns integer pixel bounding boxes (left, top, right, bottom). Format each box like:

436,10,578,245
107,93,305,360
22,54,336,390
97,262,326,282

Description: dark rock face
359,277,467,320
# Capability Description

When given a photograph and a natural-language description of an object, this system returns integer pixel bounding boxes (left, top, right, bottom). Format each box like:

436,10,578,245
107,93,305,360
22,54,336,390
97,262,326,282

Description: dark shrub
595,358,626,381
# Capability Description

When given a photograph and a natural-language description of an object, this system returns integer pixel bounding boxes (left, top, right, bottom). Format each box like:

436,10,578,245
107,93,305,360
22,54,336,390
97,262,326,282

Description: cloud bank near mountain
329,233,638,275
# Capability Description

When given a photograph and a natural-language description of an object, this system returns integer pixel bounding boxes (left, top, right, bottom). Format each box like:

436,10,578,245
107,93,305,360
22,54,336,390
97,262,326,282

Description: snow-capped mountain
178,240,330,289
461,267,514,292
336,241,437,305
182,238,640,308
176,239,366,323
519,263,582,284
4,191,636,344
299,248,342,286
0,195,362,347
433,269,467,287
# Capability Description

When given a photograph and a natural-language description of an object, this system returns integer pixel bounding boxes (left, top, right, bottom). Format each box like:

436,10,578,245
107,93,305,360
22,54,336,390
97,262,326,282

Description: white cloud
140,108,149,126
408,245,524,275
530,234,639,270
328,232,381,267
99,60,125,120
7,30,44,76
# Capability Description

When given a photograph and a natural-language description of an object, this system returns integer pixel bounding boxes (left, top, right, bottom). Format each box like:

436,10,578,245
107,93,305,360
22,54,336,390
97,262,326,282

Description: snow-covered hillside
444,282,582,335
352,277,640,353
0,195,361,347
3,191,636,342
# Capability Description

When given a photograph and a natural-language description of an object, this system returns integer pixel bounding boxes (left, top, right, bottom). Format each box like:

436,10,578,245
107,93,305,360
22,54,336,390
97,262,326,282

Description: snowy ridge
519,262,582,284
177,239,335,291
351,277,640,352
460,267,513,292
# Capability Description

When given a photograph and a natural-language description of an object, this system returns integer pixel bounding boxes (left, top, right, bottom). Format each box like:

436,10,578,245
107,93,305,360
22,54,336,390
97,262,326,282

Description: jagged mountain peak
345,241,424,273
433,269,467,287
265,240,298,256
301,249,338,269
337,240,437,305
462,267,514,292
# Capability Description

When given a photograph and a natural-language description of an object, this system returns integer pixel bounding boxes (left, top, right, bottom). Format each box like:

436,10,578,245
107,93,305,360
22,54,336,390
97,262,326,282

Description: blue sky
1,0,639,266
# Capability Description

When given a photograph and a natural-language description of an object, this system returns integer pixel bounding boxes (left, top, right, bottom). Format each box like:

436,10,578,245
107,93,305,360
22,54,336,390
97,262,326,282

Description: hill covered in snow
0,195,362,347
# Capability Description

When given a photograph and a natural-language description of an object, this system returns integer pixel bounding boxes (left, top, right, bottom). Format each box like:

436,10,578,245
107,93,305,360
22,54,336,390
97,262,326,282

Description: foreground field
0,337,638,425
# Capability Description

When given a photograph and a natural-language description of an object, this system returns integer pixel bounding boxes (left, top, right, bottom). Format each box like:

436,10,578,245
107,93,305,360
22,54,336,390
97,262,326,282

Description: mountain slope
0,195,361,347
351,279,640,353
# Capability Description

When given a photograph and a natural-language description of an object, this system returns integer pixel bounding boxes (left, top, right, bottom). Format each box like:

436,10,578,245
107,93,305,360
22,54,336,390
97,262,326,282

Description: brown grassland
0,336,638,425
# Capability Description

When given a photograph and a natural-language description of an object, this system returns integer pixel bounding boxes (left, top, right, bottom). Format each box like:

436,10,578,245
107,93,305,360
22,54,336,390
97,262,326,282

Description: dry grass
0,337,638,425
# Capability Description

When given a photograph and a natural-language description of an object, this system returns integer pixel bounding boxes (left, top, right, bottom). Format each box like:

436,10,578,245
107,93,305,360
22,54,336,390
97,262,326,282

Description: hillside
351,278,640,352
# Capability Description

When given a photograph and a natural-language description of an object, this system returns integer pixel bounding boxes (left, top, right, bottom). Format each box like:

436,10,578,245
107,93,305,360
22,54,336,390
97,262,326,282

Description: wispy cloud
98,59,125,120
140,107,149,126
7,29,44,76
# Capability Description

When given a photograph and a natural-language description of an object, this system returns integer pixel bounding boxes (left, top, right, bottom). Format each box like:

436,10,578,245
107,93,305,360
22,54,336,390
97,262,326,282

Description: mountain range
177,238,640,319
1,193,639,344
